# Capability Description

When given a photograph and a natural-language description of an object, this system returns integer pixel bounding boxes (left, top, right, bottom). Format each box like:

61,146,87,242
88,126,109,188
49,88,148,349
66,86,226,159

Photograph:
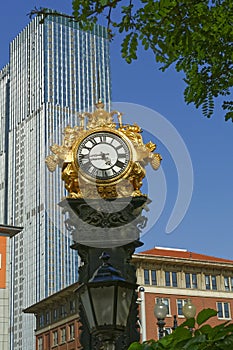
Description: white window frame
69,323,75,340
224,276,233,291
165,271,178,287
157,327,172,339
53,331,58,346
155,297,171,316
217,302,231,319
144,269,157,286
176,299,187,317
38,337,43,350
61,327,66,343
205,274,217,290
185,273,198,289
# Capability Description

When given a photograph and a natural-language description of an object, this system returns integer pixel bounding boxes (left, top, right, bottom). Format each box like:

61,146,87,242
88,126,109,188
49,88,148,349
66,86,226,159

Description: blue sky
1,1,233,259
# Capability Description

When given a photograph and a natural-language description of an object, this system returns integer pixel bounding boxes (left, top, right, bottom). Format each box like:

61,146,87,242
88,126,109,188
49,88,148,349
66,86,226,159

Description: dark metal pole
172,315,178,330
157,319,166,339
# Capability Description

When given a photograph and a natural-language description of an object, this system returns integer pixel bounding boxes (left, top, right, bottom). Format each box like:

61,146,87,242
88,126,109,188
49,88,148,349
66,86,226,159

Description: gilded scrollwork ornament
45,101,162,199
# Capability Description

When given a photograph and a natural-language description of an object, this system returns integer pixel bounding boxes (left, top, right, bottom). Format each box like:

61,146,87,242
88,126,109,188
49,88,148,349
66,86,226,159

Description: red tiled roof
139,247,233,264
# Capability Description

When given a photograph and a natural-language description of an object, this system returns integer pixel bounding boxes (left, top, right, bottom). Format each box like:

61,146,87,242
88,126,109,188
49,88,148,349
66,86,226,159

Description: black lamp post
172,315,178,330
76,252,137,349
154,298,168,339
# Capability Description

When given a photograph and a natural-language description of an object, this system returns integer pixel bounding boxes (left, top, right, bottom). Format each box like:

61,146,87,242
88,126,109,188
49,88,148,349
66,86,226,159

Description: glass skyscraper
0,11,111,350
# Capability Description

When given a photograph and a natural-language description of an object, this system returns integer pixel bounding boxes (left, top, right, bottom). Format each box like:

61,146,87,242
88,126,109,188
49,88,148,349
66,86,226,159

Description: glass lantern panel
154,299,167,319
80,289,95,329
91,286,114,326
116,287,133,327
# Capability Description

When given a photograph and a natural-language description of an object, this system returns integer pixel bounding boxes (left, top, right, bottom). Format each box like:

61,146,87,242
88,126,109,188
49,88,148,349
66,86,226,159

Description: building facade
134,247,233,340
24,282,81,350
0,11,111,350
0,65,10,225
0,226,22,350
24,247,233,348
0,236,9,349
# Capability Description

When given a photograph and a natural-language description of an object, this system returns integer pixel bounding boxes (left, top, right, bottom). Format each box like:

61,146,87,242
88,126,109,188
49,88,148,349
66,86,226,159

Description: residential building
0,10,111,350
24,247,233,348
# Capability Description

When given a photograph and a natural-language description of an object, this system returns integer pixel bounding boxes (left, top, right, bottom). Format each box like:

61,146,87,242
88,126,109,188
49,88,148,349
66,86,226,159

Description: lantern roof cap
90,252,125,283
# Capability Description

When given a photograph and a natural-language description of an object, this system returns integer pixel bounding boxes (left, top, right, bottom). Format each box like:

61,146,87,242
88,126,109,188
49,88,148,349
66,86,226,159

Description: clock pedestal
59,196,148,349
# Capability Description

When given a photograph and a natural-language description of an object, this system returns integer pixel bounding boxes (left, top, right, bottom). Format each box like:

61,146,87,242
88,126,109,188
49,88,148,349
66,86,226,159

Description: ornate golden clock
75,130,131,182
45,101,162,199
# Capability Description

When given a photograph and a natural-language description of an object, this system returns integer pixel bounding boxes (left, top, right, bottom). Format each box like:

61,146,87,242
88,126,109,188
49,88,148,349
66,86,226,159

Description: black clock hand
89,152,109,159
105,157,112,166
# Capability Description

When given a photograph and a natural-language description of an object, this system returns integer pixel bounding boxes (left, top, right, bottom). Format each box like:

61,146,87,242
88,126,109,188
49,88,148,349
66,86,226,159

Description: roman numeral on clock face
77,131,130,180
90,138,97,146
79,153,89,160
82,160,91,171
118,153,127,159
115,160,125,169
89,167,98,176
99,135,107,142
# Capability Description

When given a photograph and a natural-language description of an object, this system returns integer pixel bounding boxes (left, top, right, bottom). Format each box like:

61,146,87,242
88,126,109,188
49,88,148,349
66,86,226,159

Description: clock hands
89,152,112,165
78,132,130,180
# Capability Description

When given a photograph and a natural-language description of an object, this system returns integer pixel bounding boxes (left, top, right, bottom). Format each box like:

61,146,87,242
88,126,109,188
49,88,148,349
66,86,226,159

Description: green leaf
179,317,195,329
196,309,218,326
71,0,233,121
182,334,207,349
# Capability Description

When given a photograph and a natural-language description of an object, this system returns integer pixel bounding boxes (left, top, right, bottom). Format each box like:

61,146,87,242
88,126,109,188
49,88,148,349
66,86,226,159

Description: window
70,300,76,313
165,271,177,287
53,331,58,346
185,273,197,289
143,269,157,285
144,269,149,285
60,304,66,317
177,299,187,316
224,277,233,291
205,275,211,290
38,337,43,350
69,323,75,340
165,327,172,335
165,271,170,286
205,274,217,290
217,302,231,319
61,327,66,343
157,327,172,339
53,308,58,320
45,311,50,324
212,276,217,290
224,277,230,291
151,270,157,285
38,314,44,328
156,298,171,315
172,272,177,287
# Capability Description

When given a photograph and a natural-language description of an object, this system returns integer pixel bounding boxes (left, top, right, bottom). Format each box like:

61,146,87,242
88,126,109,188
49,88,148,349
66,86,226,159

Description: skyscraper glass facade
0,12,111,350
0,65,10,225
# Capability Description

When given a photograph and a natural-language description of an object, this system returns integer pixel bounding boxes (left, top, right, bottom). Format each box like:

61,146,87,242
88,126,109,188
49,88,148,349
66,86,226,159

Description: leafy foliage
128,308,233,349
71,0,233,121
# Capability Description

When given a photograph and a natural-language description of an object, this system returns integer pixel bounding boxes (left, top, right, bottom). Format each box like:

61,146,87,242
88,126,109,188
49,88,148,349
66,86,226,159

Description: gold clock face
76,131,131,181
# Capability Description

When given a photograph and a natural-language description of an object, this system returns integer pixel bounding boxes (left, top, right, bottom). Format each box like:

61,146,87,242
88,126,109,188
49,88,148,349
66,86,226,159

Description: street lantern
182,299,196,319
76,252,137,348
154,298,168,339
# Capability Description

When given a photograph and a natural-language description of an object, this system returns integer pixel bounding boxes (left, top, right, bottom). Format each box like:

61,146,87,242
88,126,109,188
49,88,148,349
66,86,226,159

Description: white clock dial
77,131,130,180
